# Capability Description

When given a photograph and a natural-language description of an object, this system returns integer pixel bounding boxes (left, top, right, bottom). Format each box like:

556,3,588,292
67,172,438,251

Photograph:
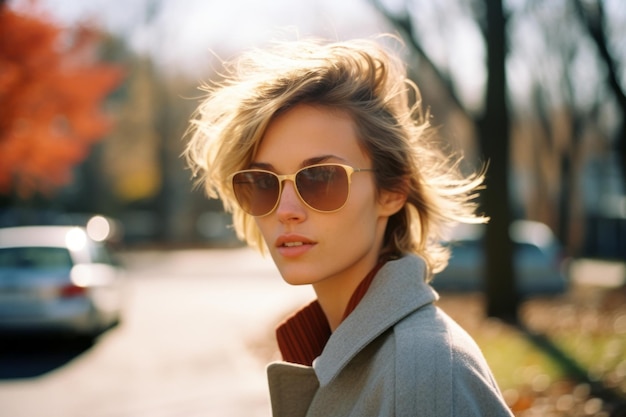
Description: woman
185,36,513,417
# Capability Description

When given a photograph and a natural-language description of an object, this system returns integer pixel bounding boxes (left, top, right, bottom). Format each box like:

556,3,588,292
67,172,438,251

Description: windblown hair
185,35,487,280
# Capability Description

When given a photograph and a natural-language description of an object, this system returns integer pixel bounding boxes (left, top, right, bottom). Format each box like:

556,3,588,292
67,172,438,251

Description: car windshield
0,247,74,270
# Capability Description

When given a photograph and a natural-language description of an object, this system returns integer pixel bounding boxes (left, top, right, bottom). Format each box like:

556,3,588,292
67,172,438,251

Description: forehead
254,104,368,169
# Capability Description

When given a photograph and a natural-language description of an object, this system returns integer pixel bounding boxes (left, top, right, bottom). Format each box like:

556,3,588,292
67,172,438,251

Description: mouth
282,241,305,247
275,235,316,254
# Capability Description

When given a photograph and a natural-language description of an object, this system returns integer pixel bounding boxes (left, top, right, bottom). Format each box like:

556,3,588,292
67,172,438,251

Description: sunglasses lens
232,171,280,216
232,165,352,216
296,165,349,211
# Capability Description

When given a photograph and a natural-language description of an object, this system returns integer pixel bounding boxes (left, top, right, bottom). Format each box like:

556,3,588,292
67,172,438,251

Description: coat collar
313,254,438,386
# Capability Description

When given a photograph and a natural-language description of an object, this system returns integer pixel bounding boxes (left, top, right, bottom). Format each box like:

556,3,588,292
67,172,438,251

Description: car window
516,242,543,256
88,243,113,264
0,247,74,270
449,240,483,258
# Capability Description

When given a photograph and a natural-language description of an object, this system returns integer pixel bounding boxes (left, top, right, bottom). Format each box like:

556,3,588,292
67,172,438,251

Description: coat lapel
313,255,438,386
267,362,319,417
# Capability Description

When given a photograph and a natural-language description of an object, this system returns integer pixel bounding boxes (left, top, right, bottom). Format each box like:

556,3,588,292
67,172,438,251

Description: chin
280,274,317,287
276,266,319,286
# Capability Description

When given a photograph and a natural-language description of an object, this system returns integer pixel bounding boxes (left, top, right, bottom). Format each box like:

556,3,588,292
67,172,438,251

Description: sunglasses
230,163,374,217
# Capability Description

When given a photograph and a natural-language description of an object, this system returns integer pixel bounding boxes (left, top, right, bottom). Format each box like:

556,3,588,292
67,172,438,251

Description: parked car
0,225,125,340
433,220,568,297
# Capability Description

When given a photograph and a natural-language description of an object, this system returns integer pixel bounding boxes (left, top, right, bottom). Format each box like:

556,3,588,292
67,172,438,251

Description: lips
275,234,315,248
275,234,316,257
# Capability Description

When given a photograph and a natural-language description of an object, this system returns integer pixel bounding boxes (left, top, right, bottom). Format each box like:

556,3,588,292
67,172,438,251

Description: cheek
348,181,381,218
330,196,380,239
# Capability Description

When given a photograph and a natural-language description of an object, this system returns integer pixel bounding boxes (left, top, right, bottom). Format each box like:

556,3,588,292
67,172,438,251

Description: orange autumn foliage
0,6,124,197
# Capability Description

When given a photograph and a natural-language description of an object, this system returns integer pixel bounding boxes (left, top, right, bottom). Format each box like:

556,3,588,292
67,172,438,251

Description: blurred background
0,0,625,416
1,0,624,256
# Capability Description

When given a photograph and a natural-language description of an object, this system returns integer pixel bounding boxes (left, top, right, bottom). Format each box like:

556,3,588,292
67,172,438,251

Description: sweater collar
275,260,386,366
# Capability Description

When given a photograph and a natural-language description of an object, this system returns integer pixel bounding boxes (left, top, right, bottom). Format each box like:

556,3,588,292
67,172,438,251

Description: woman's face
252,104,403,296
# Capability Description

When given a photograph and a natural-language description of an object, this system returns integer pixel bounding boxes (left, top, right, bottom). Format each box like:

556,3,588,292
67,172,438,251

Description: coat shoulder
392,304,514,417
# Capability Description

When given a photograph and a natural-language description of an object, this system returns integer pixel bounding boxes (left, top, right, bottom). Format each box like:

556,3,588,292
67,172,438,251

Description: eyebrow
249,155,348,171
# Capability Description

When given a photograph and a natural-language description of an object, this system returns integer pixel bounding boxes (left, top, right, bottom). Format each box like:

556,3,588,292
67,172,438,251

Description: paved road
0,247,314,417
1,247,622,417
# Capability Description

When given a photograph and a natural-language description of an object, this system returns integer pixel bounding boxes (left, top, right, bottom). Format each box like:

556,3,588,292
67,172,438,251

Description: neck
314,285,350,331
313,256,381,332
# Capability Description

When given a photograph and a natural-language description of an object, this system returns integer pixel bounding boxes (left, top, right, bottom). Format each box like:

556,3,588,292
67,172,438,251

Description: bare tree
573,0,626,193
371,0,518,320
480,0,517,320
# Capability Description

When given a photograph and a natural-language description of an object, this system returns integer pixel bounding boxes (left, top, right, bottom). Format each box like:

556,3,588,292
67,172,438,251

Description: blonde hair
185,36,487,279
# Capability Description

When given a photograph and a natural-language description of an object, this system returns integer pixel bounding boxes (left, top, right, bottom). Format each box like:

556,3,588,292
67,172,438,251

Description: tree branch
571,0,626,189
369,0,469,116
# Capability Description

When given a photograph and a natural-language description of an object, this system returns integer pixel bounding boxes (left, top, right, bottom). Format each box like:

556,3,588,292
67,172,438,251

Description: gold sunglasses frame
229,163,374,217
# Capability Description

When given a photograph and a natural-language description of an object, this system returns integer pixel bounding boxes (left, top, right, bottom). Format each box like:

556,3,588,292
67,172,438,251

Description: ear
377,188,407,217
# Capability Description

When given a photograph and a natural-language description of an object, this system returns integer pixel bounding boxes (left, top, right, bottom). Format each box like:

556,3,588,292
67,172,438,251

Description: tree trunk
480,0,519,321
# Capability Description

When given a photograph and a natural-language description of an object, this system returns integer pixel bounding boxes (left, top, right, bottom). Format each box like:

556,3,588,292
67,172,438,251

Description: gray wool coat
267,254,514,417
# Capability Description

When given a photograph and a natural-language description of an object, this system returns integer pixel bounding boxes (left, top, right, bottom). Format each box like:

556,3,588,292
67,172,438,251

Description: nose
275,180,306,222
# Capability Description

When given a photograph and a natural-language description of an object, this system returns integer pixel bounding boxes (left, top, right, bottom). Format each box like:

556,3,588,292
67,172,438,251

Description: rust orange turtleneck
275,261,387,366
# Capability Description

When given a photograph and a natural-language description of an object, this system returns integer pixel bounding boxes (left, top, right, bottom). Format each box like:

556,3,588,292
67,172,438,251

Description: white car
0,225,125,340
433,220,569,297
